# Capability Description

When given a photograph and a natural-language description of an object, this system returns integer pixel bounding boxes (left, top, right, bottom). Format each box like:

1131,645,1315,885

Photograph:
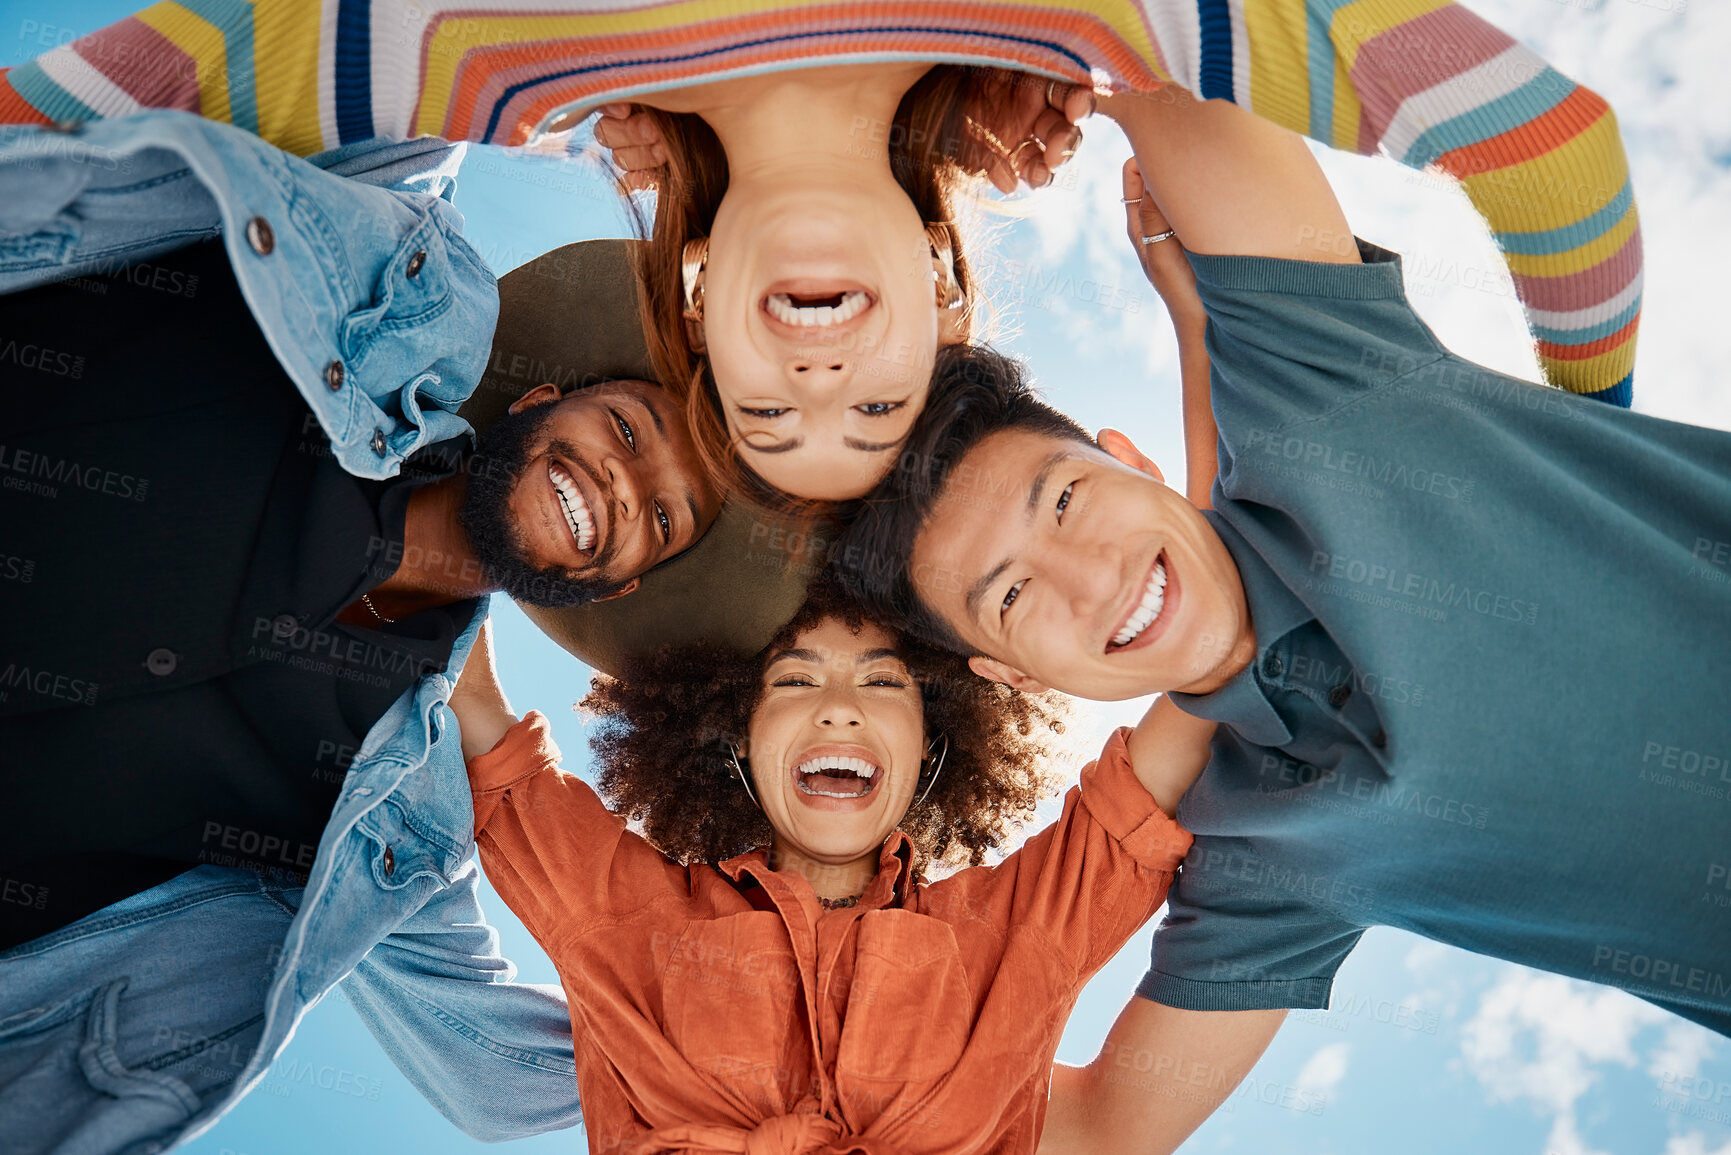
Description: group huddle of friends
1,1,1726,1153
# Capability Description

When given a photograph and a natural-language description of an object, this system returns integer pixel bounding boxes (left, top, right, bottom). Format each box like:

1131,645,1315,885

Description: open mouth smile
793,754,881,798
547,460,597,555
1107,551,1179,654
765,290,872,328
760,279,876,337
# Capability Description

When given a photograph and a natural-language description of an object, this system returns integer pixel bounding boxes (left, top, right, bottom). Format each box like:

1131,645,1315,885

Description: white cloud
1459,969,1680,1149
1664,1135,1731,1155
1649,1019,1719,1084
1295,1041,1353,1100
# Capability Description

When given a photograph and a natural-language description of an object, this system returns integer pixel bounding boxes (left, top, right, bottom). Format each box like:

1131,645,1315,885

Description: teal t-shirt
1145,243,1731,1036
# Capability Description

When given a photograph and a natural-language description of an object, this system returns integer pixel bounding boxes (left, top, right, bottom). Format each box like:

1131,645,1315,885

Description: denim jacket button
382,846,395,877
1328,683,1352,708
245,216,275,256
1261,654,1284,679
370,428,387,456
405,250,427,279
46,119,84,134
324,360,345,391
145,648,178,676
272,614,298,638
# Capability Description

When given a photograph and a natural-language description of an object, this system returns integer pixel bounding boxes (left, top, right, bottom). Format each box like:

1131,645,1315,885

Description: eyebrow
960,451,1072,626
637,394,667,437
843,438,901,453
682,490,701,538
765,647,905,666
743,437,803,455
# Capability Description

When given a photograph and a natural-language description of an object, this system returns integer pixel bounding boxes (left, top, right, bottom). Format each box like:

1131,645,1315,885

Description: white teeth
548,464,596,552
1111,560,1168,648
794,756,878,780
766,291,869,327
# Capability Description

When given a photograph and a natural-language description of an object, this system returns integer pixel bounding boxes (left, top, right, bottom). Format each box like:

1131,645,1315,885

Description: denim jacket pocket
357,800,460,893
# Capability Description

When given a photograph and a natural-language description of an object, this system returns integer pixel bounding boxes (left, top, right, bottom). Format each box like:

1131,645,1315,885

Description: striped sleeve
0,0,1637,402
1204,0,1639,403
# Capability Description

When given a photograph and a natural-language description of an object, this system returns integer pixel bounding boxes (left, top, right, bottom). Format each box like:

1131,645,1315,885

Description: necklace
361,593,395,624
817,894,861,910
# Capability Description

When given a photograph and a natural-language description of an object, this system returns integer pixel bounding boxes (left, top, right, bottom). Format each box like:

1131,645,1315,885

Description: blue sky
5,1,1728,1153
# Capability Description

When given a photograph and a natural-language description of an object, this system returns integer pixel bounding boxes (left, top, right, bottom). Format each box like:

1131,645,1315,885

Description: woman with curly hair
447,575,1216,1153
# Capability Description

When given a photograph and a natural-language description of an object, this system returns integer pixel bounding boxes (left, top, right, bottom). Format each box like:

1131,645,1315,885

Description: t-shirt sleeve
1188,242,1458,501
467,710,684,948
1138,832,1365,1012
930,728,1194,978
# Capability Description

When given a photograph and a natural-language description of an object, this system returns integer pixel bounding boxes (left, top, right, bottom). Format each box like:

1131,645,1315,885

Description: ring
1120,196,1142,205
1140,230,1178,245
1047,79,1059,106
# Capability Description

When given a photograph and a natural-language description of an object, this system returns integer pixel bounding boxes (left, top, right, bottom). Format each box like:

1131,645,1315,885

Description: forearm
1173,321,1217,508
1124,695,1215,819
1100,87,1357,265
1042,998,1286,1155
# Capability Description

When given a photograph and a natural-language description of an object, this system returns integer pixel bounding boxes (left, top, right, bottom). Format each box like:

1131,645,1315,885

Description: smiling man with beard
0,116,718,1155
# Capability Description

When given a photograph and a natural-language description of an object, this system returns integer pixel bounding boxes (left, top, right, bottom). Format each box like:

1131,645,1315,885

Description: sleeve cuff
468,710,563,794
1187,237,1404,300
1078,727,1195,872
1137,969,1334,1012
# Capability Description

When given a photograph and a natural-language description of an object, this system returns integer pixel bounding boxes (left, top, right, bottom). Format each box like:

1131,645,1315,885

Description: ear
507,382,564,415
1096,427,1165,483
937,300,969,347
967,655,1050,694
594,578,641,603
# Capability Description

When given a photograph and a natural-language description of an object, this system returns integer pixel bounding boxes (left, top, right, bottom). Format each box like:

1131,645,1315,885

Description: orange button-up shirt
469,714,1193,1155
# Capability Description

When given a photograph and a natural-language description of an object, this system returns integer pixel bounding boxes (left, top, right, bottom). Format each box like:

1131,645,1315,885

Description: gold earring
925,223,964,311
681,236,709,324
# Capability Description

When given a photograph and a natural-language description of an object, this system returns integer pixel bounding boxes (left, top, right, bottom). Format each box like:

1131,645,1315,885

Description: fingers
1045,79,1097,126
1019,106,1079,187
593,107,668,164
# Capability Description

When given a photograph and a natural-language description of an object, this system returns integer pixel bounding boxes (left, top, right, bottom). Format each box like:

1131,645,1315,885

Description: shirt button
405,250,427,279
245,216,275,256
1261,655,1284,679
1371,728,1388,750
382,846,395,877
144,648,178,676
272,614,298,638
1328,683,1352,708
370,428,387,456
324,360,345,391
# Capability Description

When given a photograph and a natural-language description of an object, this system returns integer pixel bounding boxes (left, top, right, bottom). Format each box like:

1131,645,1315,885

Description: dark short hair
832,343,1092,654
581,572,1068,870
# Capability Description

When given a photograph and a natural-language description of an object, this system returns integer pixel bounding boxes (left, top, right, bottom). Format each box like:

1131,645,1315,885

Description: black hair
832,343,1092,654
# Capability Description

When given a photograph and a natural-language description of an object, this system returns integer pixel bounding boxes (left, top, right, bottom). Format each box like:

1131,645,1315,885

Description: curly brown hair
581,573,1070,872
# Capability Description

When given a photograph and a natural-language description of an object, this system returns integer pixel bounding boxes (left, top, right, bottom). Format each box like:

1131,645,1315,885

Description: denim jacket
0,112,580,1152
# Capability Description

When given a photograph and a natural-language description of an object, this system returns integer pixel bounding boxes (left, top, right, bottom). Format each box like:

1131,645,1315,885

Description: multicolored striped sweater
0,0,1640,403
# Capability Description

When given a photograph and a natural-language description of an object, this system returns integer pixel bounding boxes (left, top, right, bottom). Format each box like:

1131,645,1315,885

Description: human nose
814,681,866,728
1054,537,1126,615
601,452,646,524
783,350,854,389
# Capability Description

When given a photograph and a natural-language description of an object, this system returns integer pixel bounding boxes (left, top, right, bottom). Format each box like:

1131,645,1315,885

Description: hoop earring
726,743,759,808
914,734,949,808
681,237,709,324
924,223,965,311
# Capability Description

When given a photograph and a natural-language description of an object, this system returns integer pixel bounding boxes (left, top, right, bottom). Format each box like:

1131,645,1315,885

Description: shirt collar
1166,511,1313,747
718,831,918,911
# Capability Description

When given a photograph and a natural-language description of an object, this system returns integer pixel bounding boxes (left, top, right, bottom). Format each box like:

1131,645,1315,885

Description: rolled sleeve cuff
1078,728,1195,872
1137,969,1334,1012
468,711,562,795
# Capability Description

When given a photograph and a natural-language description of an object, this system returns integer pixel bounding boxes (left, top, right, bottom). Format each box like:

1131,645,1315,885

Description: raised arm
1039,696,1284,1155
